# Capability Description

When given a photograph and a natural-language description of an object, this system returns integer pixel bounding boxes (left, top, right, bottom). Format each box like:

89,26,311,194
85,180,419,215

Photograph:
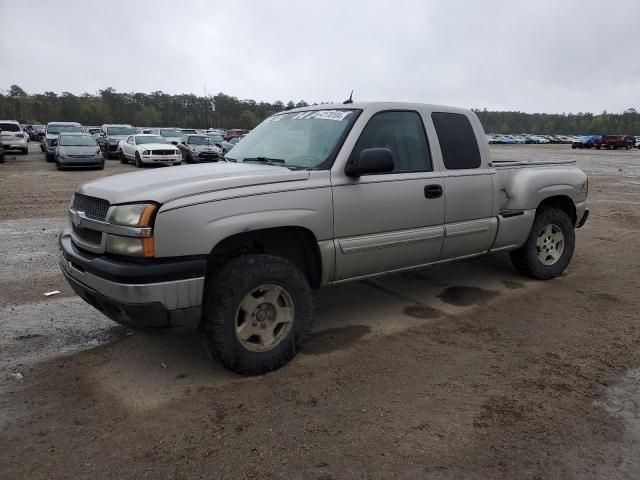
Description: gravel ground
0,143,639,479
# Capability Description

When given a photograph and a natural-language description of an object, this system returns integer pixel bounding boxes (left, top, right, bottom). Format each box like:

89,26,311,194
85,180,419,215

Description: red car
596,135,634,150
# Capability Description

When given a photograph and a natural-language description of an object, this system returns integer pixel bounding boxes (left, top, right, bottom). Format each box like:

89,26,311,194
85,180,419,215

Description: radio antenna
343,90,354,104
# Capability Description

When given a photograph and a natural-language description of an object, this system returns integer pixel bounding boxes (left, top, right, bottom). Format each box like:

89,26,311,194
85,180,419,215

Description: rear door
431,112,496,259
332,110,445,280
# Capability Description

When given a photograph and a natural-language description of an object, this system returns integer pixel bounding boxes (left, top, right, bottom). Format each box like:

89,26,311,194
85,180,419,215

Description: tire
135,152,143,168
201,254,314,375
186,152,197,163
119,150,127,164
172,161,181,166
21,148,28,155
509,207,575,280
45,153,54,163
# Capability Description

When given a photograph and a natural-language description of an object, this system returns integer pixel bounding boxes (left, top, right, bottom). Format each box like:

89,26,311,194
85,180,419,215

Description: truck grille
72,225,103,245
151,149,175,155
72,193,110,221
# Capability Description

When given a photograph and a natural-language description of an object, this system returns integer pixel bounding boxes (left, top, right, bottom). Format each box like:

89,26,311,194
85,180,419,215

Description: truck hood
77,162,310,205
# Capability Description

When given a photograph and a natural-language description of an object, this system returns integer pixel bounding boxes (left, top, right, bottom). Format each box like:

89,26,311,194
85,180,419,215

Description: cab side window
431,112,481,170
351,111,432,173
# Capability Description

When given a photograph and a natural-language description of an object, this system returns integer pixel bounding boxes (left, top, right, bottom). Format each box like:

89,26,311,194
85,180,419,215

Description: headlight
142,150,150,155
105,203,157,227
190,147,198,152
58,149,66,157
106,235,154,257
174,150,180,156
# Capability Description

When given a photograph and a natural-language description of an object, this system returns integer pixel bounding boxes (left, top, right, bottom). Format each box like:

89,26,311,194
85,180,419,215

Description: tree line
1,85,639,134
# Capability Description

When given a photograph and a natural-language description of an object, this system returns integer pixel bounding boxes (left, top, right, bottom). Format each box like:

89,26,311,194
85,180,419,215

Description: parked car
42,122,84,161
97,124,136,158
0,128,4,163
596,135,633,150
54,132,104,170
0,120,29,154
59,101,588,375
177,134,223,163
118,134,182,167
572,135,601,149
30,125,46,141
228,135,245,147
224,128,247,141
205,133,234,154
180,129,198,135
84,126,101,136
150,128,182,145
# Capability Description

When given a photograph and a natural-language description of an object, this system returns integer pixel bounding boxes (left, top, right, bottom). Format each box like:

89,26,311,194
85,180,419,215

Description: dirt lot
1,143,639,479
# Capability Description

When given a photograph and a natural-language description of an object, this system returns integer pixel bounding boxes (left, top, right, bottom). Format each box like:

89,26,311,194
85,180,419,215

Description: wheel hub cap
235,284,295,352
536,224,565,266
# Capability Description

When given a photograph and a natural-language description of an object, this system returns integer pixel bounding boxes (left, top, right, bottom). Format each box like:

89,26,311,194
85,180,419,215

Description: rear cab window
431,112,482,170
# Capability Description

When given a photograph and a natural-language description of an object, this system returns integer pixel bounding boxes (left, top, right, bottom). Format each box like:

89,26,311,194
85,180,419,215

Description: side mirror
345,148,395,177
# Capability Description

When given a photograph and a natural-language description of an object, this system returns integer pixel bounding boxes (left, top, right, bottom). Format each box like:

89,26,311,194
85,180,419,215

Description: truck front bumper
59,230,206,329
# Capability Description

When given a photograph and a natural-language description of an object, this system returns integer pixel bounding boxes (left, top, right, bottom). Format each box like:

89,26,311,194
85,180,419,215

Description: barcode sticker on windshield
308,110,352,121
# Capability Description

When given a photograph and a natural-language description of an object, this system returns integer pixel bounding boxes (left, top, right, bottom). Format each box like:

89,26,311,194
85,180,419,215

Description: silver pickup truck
59,102,588,374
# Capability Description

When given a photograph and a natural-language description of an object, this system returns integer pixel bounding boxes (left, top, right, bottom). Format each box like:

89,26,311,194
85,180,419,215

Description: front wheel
119,150,127,164
510,207,575,280
200,254,314,375
135,152,143,168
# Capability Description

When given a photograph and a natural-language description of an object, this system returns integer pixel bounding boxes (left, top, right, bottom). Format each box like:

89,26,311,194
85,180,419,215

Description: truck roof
285,101,472,115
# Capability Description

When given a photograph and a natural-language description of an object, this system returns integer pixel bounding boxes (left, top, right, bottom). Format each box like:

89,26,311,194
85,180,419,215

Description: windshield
227,109,358,169
137,135,167,145
107,126,135,135
187,136,213,145
160,129,181,137
207,134,224,142
59,135,97,146
48,124,83,134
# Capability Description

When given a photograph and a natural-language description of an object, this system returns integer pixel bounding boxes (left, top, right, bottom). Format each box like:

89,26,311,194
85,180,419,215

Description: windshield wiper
242,156,286,166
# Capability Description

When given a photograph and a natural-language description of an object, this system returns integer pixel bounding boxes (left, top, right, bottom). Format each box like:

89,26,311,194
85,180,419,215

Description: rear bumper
59,230,206,328
2,138,28,149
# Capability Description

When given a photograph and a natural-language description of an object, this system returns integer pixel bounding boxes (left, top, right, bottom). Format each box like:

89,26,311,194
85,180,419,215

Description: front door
332,110,445,281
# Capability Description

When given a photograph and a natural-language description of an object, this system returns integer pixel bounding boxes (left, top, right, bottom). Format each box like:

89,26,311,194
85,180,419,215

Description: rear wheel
200,254,314,375
510,207,575,280
135,152,143,168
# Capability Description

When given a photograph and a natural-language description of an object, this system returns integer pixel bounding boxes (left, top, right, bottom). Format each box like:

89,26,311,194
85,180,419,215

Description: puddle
437,286,499,307
594,368,640,476
502,280,525,290
303,325,371,355
403,305,445,319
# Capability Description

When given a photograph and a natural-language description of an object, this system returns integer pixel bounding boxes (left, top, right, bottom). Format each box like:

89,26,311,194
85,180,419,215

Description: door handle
424,184,443,199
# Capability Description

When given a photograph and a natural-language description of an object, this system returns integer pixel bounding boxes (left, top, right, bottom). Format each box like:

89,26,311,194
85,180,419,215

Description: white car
0,120,29,154
118,134,182,167
149,128,182,145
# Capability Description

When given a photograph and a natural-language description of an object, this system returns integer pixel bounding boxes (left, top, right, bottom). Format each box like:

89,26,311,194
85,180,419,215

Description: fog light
106,235,154,257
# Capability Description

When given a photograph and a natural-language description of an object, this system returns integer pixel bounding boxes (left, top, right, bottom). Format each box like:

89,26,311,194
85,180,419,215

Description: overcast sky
2,0,638,113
